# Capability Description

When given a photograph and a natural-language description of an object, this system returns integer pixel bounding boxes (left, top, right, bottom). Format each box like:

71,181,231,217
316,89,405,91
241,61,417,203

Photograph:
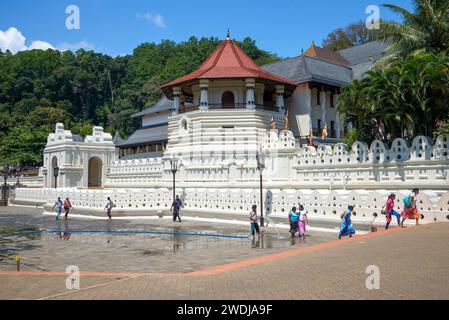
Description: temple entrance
222,91,235,108
50,157,58,188
88,157,103,188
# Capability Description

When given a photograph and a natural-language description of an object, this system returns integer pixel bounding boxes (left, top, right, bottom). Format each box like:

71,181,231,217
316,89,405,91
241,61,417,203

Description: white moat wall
14,122,449,224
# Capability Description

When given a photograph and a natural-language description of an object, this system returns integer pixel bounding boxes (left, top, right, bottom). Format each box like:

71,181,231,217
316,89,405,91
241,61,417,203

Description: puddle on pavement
0,210,340,273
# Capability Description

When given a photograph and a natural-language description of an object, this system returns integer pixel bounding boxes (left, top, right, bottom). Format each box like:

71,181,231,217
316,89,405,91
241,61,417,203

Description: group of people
51,197,72,220
247,187,424,241
53,196,115,220
248,204,310,240
52,195,184,221
52,189,422,240
338,188,423,240
384,188,422,229
288,205,309,238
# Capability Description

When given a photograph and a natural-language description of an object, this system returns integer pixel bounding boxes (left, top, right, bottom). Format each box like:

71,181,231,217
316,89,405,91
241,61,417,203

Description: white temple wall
16,123,449,224
14,186,449,224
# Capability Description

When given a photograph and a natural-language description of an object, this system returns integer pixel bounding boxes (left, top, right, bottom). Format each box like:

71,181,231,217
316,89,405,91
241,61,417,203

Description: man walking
170,195,183,222
52,197,63,220
249,204,260,240
104,197,114,220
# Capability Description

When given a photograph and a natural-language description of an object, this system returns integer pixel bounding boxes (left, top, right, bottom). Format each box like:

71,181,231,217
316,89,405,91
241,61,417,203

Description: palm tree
380,0,449,57
337,79,376,142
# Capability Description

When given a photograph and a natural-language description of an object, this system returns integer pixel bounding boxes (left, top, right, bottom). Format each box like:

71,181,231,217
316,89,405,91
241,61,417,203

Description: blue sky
0,0,413,58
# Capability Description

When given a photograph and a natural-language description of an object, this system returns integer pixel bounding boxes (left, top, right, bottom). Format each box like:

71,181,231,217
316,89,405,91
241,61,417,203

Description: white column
335,94,341,139
276,85,285,113
304,84,312,115
173,87,181,114
320,89,327,127
245,78,256,110
199,80,209,111
303,84,313,136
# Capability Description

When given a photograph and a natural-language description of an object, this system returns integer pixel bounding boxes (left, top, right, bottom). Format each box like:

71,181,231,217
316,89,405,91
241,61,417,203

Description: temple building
15,33,449,225
117,37,388,157
118,32,296,158
114,98,174,159
263,40,389,140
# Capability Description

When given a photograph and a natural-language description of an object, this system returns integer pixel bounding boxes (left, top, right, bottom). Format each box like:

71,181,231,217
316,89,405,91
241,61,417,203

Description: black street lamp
170,158,178,202
2,165,10,206
15,163,23,187
256,152,266,227
53,166,60,189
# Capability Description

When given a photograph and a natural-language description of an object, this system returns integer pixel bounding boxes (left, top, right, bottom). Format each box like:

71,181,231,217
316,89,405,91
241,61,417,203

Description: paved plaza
0,206,448,300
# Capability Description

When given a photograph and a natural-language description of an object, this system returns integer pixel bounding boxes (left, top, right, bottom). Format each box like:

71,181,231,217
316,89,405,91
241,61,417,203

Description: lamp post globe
170,158,178,202
53,166,59,189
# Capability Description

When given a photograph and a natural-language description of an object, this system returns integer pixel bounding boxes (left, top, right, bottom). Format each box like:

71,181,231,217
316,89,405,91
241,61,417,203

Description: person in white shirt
298,205,309,238
104,197,114,220
249,204,260,239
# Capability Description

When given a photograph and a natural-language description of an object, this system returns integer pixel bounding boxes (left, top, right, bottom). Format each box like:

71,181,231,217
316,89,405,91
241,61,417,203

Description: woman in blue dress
289,207,299,238
338,205,356,240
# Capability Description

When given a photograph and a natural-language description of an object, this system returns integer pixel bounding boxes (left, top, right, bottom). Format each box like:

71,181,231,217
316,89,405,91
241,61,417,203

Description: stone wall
14,131,449,223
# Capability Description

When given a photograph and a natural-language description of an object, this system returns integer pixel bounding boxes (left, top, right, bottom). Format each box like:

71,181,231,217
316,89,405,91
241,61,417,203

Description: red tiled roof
161,39,296,94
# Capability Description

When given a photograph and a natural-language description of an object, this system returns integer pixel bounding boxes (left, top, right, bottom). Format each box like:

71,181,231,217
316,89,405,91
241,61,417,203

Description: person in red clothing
63,197,72,220
385,194,401,229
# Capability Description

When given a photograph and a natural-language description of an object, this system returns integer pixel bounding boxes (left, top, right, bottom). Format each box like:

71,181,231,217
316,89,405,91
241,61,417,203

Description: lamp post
170,158,178,202
15,163,23,187
53,166,59,189
256,152,265,227
2,165,9,207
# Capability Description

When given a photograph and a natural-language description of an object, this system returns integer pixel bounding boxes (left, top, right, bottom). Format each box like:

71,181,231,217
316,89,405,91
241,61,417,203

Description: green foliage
0,36,277,166
71,122,94,137
342,128,360,150
434,120,449,138
338,53,449,144
379,0,449,57
322,20,382,51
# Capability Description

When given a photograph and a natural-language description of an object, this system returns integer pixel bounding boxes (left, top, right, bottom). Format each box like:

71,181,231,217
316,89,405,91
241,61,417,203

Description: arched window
222,91,235,109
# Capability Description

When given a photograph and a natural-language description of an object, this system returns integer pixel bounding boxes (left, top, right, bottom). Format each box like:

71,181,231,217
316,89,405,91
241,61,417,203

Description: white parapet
16,123,449,223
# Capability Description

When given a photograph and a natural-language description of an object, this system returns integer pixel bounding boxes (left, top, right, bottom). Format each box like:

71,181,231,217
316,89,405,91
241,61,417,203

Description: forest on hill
0,37,279,165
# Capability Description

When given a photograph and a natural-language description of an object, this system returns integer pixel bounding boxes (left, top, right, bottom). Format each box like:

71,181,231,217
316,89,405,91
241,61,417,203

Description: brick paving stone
1,206,449,300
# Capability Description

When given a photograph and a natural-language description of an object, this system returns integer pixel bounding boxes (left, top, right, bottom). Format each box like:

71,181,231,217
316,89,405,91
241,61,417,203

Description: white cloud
29,40,54,51
0,27,93,54
137,12,166,28
0,27,27,53
57,41,94,52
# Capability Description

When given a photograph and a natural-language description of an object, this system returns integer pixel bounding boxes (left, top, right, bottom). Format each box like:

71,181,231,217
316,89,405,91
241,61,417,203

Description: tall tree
322,20,381,51
338,53,449,144
379,0,449,57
